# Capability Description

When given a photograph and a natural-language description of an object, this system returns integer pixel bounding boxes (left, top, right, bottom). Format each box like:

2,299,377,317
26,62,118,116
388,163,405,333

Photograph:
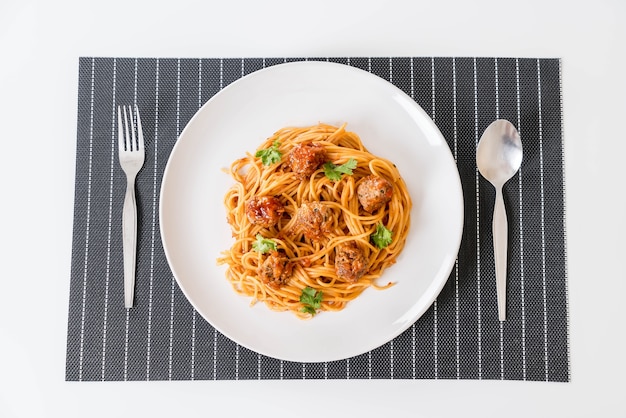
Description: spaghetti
217,123,412,318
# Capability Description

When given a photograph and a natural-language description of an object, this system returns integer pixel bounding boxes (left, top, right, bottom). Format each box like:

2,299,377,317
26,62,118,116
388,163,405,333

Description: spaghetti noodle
217,123,412,318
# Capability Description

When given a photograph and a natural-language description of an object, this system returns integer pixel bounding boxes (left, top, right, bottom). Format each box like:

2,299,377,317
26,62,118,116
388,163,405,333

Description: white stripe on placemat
236,343,240,380
78,57,96,382
123,309,130,380
213,327,217,380
219,58,224,91
123,57,139,382
235,58,246,381
212,58,225,382
101,57,118,381
191,285,196,372
536,59,549,381
515,58,527,380
494,58,505,381
388,57,395,381
168,58,182,381
365,59,373,381
431,56,439,380
390,339,394,379
190,58,203,381
452,57,460,379
473,57,483,379
146,58,160,381
409,57,417,380
495,58,500,115
412,322,416,379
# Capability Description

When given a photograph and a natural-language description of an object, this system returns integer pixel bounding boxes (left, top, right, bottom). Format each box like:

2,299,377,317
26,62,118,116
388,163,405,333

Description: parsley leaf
322,158,358,181
299,286,323,315
371,223,393,249
255,140,282,166
252,233,277,254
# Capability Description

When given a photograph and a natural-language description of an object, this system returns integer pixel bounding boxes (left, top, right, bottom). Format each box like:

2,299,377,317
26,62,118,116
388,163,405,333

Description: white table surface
1,0,625,417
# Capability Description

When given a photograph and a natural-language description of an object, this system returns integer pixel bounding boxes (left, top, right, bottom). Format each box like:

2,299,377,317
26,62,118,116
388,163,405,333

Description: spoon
476,119,523,321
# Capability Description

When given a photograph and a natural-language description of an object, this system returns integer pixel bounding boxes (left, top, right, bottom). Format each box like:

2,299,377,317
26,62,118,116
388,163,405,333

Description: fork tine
117,106,124,153
129,105,137,151
123,105,131,151
135,105,144,151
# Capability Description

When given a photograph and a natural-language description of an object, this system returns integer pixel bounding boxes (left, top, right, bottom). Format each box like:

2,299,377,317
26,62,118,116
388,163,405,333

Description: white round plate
159,61,463,363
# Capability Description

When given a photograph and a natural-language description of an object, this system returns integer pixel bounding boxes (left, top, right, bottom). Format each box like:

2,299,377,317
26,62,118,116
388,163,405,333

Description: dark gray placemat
65,57,569,381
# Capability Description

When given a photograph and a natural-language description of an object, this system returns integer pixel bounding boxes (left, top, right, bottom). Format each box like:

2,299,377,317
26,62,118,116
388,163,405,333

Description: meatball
288,142,327,180
294,201,332,241
335,241,368,283
245,196,285,228
357,175,393,213
258,251,293,288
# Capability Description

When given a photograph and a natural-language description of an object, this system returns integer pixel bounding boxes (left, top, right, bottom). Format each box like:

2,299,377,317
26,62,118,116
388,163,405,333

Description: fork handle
493,186,508,321
122,176,138,308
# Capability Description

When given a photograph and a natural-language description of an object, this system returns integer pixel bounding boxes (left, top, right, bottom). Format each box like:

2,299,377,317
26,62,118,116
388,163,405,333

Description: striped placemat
66,57,569,381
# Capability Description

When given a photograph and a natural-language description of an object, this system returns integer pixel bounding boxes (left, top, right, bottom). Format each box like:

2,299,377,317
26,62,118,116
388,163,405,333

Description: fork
117,105,145,308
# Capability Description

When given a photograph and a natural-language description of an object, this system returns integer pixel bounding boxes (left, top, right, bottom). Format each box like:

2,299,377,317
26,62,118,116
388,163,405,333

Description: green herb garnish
255,140,282,166
371,223,393,249
322,158,357,181
252,233,277,254
299,286,323,315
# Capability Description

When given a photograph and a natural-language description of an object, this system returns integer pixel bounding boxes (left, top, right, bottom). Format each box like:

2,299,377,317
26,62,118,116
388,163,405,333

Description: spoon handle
493,186,508,321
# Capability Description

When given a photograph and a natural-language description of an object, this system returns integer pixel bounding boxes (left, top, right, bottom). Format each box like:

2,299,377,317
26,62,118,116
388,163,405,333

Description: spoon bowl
476,119,522,321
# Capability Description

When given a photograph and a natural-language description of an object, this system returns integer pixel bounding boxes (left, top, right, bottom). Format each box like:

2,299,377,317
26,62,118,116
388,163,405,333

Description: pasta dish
217,123,411,318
